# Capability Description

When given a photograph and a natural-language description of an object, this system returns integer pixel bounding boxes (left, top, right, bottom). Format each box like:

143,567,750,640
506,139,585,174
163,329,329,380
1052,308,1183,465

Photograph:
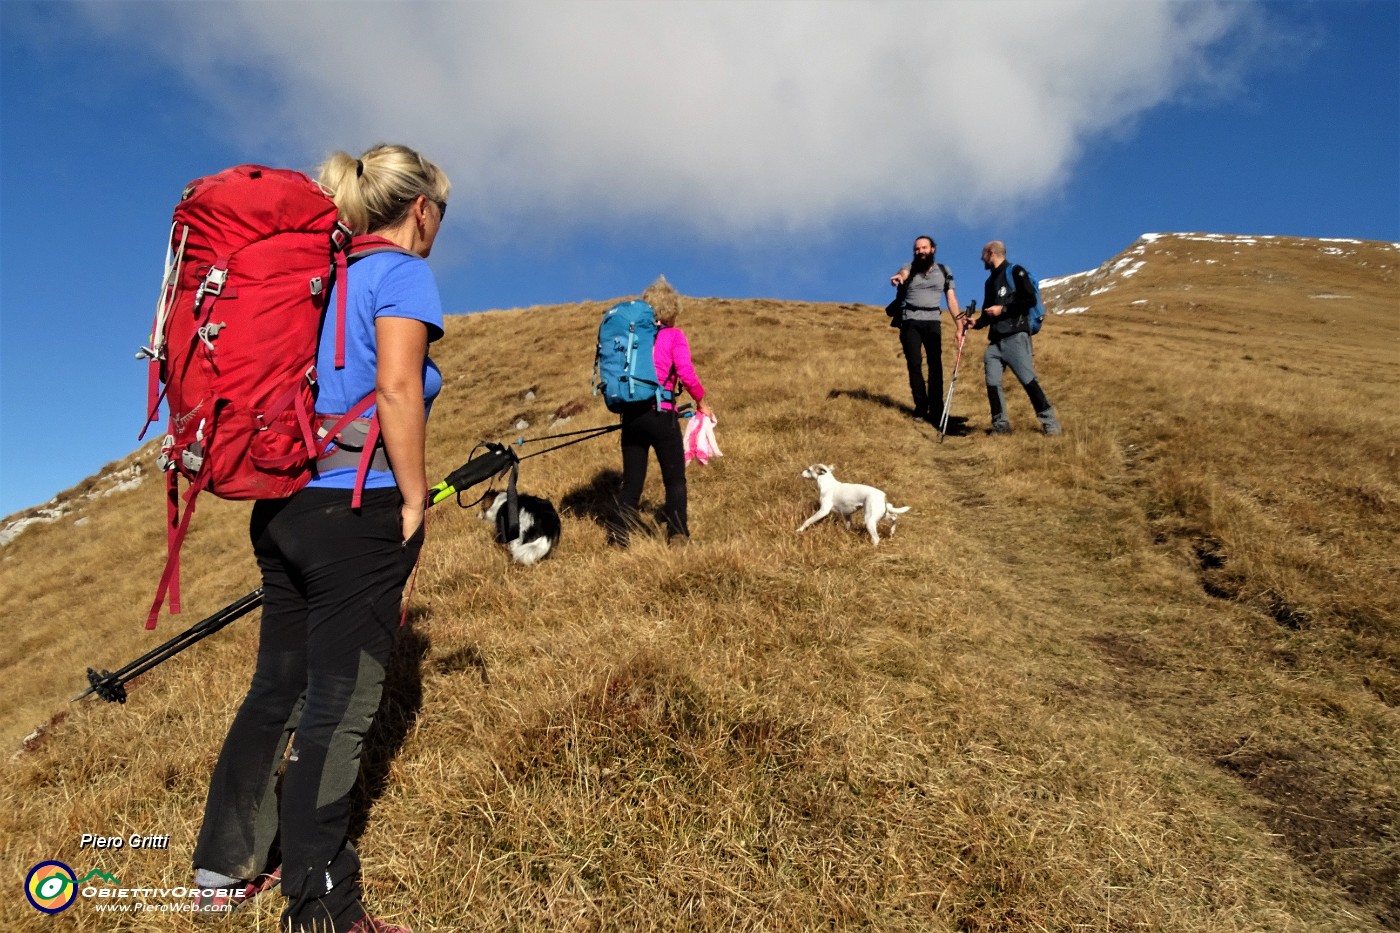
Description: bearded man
889,236,962,424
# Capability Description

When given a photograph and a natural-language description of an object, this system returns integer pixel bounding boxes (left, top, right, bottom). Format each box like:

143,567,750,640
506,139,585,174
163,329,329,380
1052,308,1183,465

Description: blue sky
1,0,1397,517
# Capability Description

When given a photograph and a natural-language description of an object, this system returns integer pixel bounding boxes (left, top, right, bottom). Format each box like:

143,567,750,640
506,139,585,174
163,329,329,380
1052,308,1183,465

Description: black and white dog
480,491,561,565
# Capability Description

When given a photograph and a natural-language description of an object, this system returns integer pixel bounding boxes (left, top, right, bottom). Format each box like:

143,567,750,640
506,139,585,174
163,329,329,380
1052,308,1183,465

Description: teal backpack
593,299,674,412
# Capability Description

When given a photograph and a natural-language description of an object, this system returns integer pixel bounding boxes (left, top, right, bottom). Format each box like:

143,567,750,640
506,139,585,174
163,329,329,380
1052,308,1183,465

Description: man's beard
910,253,935,275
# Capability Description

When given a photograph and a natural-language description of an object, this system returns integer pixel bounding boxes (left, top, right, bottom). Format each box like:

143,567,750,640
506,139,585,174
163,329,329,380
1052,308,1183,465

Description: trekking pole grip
429,443,519,506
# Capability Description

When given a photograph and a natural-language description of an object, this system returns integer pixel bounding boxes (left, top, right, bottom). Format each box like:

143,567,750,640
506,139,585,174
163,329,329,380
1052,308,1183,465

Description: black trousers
899,318,943,418
193,486,422,931
614,403,689,540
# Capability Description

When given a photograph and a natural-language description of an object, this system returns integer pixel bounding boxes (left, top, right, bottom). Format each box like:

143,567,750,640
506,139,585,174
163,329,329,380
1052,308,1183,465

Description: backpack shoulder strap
937,262,955,296
1005,264,1035,332
347,234,418,262
331,235,420,370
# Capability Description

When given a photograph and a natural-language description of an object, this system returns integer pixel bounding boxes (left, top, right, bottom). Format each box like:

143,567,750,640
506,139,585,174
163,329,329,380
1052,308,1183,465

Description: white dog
797,464,909,545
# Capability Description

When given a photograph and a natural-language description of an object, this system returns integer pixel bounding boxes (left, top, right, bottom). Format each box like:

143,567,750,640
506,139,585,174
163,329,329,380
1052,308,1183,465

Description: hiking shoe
196,866,281,916
1042,423,1062,436
987,423,1013,436
347,918,412,933
668,534,690,549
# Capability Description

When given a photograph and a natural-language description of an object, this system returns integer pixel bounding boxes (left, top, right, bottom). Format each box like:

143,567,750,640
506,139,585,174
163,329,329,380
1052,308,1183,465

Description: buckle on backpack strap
330,222,353,252
156,435,176,473
200,266,228,298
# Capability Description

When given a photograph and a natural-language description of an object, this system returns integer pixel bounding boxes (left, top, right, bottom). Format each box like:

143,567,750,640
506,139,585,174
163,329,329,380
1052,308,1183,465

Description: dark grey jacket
979,261,1035,342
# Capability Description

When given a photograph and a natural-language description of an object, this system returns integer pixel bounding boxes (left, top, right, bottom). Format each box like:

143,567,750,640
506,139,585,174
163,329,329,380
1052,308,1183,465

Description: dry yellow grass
1,233,1396,931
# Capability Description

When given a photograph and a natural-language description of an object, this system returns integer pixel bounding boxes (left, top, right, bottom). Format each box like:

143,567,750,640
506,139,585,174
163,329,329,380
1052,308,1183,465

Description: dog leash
512,423,621,461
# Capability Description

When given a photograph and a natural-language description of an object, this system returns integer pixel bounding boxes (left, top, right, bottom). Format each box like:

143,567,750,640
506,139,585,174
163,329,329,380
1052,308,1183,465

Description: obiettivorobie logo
25,859,253,916
25,862,121,914
25,861,76,914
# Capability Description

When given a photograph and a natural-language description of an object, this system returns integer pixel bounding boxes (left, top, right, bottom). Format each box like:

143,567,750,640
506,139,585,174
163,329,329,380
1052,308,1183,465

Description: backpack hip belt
317,415,390,472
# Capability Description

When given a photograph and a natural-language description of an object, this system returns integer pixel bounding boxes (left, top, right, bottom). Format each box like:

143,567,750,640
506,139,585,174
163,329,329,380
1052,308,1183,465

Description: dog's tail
510,536,554,566
886,505,911,516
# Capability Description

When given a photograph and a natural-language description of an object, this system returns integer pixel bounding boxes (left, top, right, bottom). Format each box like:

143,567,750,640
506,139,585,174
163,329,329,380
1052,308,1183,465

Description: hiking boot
195,866,281,917
987,423,1013,436
1042,423,1062,436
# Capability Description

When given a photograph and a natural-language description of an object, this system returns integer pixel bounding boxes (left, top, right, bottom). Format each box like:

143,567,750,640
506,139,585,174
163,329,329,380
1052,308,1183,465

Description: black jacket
979,261,1035,342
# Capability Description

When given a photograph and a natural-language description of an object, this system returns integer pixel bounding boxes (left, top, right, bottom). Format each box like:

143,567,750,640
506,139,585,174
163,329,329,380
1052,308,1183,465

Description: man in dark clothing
889,236,962,424
971,240,1061,436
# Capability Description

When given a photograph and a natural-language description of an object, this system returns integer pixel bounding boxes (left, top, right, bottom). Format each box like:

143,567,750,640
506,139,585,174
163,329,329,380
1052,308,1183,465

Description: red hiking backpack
139,164,390,629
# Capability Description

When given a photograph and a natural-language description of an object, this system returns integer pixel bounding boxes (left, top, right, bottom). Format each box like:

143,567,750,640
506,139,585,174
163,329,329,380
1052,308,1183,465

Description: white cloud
78,0,1255,237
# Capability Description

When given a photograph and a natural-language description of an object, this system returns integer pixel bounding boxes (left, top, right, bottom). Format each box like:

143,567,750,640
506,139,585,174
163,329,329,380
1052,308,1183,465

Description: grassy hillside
2,233,1396,931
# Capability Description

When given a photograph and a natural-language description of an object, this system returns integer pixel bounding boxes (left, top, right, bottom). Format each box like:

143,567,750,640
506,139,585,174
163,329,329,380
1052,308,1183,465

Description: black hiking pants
899,318,943,419
614,403,689,542
193,486,422,932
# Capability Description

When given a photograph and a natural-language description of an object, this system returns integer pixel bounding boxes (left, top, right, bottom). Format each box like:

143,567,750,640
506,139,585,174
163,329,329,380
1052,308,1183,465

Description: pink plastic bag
683,412,723,465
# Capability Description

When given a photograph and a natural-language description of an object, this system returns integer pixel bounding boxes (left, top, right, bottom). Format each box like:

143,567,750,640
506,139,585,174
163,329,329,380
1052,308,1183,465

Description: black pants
614,403,689,541
899,318,943,419
193,486,422,932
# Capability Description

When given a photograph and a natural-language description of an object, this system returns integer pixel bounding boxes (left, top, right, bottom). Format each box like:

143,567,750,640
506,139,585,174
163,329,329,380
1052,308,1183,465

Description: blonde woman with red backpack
190,144,449,933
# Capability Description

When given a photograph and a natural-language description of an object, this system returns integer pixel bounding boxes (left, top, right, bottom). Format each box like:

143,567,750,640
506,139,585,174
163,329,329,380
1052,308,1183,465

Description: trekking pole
76,445,522,704
937,301,975,443
73,588,266,703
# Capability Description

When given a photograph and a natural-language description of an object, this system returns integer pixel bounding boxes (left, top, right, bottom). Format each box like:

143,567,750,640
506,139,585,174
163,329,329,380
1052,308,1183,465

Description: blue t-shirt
309,250,445,490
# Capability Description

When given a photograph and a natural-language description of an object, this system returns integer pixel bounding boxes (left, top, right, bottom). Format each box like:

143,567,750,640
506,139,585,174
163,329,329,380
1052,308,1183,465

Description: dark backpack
592,299,673,412
137,165,394,628
1004,263,1046,335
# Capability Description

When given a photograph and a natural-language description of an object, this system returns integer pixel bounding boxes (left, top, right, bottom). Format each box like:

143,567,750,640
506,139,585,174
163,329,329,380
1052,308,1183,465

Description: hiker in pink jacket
655,323,706,413
609,275,712,547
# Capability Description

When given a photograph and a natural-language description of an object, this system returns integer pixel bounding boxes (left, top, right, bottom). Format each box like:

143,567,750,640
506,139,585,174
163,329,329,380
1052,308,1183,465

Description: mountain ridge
4,232,1395,534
